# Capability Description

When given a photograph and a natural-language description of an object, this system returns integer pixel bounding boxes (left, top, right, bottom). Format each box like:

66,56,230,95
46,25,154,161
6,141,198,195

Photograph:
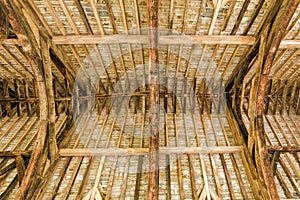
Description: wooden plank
105,106,128,199
60,115,101,200
278,158,300,195
0,116,20,141
0,117,30,151
226,105,265,199
212,98,250,199
52,35,256,45
90,98,123,199
183,114,198,199
60,146,243,156
134,98,146,200
174,114,184,200
0,51,26,79
0,44,34,79
275,170,293,198
44,0,66,35
120,114,136,199
165,113,171,200
194,0,221,78
51,113,92,199
89,0,105,35
203,113,236,200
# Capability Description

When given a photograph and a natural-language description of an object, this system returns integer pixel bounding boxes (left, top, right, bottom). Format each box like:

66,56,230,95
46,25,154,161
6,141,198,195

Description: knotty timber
147,0,159,199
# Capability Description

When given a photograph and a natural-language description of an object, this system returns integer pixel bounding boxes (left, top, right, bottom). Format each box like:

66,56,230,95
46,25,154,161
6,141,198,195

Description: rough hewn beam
268,146,300,153
41,39,57,162
255,0,299,199
147,0,159,199
0,0,49,199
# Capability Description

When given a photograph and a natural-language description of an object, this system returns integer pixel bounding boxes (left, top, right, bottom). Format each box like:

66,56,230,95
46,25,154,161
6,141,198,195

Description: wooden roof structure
0,0,300,199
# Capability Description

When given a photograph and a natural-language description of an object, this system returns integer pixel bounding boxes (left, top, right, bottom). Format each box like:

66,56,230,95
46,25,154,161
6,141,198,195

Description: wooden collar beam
51,35,300,48
59,146,244,156
2,35,300,48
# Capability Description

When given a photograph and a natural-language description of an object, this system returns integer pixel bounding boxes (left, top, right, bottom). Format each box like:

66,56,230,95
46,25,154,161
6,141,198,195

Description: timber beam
225,0,299,199
0,150,32,157
255,1,299,199
268,146,300,153
147,0,159,199
60,146,244,156
51,35,300,48
0,0,59,199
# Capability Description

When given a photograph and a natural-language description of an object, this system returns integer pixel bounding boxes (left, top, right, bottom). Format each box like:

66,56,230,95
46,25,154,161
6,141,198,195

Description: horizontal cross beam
51,35,300,48
60,146,243,156
0,150,32,157
268,146,300,153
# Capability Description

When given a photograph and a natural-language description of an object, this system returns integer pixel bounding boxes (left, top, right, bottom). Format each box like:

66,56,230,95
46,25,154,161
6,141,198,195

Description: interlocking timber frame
0,0,300,199
227,0,300,199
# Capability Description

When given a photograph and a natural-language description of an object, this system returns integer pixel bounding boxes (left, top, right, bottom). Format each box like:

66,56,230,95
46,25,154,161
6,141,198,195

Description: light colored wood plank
52,35,256,45
60,146,244,156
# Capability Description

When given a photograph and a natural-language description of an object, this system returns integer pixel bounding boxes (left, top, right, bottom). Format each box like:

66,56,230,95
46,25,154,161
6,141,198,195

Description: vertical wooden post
41,38,58,163
147,0,159,199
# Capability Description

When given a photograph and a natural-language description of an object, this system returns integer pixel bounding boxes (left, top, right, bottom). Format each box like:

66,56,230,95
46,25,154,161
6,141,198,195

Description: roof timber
147,0,159,199
0,0,300,199
51,34,300,47
0,0,59,199
3,35,300,48
60,146,244,156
